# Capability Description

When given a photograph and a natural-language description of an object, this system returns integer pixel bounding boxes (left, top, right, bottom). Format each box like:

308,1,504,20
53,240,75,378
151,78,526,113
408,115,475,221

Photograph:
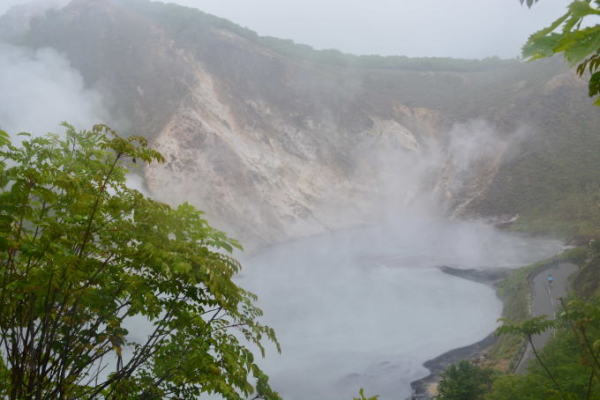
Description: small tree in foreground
0,125,280,400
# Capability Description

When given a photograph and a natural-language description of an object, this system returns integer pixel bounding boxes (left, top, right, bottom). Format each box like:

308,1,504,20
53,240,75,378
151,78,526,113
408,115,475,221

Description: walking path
515,262,578,373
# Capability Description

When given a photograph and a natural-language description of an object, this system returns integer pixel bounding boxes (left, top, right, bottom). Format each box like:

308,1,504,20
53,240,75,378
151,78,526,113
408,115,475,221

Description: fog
112,119,561,400
234,121,562,399
0,1,571,399
239,218,563,400
0,43,108,136
0,0,69,18
1,0,573,59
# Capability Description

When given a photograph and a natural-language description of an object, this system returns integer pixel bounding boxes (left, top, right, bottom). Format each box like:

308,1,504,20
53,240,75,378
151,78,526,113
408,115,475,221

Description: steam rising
0,43,107,136
350,119,528,221
0,5,566,400
234,122,558,400
239,219,563,400
430,120,529,215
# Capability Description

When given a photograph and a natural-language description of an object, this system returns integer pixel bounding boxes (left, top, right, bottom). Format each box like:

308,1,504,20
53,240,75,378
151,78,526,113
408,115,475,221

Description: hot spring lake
236,217,563,400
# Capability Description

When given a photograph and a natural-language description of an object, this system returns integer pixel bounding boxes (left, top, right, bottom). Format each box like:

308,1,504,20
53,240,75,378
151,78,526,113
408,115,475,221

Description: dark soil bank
409,333,498,399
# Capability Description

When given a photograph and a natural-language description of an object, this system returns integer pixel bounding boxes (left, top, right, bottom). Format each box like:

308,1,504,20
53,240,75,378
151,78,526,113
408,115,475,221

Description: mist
233,120,560,399
0,43,107,136
239,218,563,400
1,0,573,60
0,0,69,18
0,2,576,399
162,0,572,59
347,119,529,223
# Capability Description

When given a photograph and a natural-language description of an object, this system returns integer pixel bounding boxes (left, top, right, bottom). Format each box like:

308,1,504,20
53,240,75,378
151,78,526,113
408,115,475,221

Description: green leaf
353,388,379,400
173,261,192,274
496,316,555,337
569,0,600,19
0,130,9,147
0,215,12,233
557,26,600,64
523,33,564,59
588,70,600,97
529,11,571,40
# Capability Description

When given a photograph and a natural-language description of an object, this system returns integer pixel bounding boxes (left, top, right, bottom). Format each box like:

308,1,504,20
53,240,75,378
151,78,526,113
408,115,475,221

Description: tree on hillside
434,361,493,400
0,125,280,400
521,0,600,105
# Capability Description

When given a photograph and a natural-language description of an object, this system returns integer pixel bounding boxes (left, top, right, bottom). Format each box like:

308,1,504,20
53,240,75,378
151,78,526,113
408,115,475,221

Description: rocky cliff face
143,59,444,246
4,0,599,247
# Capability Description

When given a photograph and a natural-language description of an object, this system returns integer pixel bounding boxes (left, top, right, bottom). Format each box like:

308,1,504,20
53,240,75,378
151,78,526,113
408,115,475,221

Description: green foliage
485,373,567,400
0,125,280,400
477,93,600,240
522,0,600,105
258,36,513,72
435,361,493,400
573,245,600,297
353,388,379,400
486,247,592,367
558,246,590,265
497,316,567,398
487,257,563,368
488,312,600,399
491,297,600,400
496,316,556,338
468,281,600,399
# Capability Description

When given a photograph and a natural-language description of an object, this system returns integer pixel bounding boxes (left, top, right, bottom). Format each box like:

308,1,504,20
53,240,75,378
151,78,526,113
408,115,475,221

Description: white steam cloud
0,41,142,192
0,43,108,136
430,119,528,216
349,118,528,222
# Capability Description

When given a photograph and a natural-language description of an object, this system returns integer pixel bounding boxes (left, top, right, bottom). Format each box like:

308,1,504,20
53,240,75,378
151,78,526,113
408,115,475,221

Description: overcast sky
162,0,573,59
1,0,574,59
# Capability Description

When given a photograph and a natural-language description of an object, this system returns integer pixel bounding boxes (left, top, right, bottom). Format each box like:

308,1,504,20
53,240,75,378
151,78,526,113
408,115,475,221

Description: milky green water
239,217,563,400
